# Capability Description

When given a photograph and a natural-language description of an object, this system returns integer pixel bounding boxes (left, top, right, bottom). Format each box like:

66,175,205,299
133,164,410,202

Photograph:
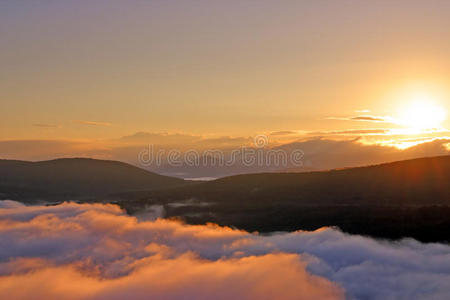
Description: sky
1,0,450,161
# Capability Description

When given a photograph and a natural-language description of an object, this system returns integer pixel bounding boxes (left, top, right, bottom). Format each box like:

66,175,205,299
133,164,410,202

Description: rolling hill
113,156,450,242
1,156,449,241
117,155,450,207
0,158,187,201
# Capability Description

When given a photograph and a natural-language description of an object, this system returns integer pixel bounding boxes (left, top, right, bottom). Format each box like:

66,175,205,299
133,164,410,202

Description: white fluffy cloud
0,201,449,300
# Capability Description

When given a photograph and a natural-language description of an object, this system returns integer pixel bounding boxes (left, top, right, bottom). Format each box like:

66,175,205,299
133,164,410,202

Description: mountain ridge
0,157,187,201
117,155,450,207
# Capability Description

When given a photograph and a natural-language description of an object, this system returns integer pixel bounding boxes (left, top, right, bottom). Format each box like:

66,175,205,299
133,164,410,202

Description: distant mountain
144,138,450,178
0,158,187,201
1,156,449,241
119,155,450,207
115,156,450,242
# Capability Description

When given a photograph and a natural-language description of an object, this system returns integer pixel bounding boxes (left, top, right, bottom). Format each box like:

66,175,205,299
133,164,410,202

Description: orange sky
1,1,449,152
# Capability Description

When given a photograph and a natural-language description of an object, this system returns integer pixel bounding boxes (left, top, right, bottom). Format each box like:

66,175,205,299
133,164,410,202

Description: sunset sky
1,3,450,299
1,0,449,158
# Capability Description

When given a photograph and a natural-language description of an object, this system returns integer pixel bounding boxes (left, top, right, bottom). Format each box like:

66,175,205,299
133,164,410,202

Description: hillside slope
120,155,450,207
114,156,450,242
0,158,187,201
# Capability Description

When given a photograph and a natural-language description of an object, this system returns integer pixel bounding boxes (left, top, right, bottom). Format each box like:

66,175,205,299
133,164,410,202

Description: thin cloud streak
308,129,390,135
269,130,300,136
350,115,393,122
73,120,112,127
327,115,397,123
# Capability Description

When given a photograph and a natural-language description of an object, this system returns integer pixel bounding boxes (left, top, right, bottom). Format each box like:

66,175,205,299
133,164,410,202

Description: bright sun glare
398,95,446,130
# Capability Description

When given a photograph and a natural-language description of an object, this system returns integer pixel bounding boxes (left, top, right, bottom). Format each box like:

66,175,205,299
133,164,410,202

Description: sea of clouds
0,200,449,300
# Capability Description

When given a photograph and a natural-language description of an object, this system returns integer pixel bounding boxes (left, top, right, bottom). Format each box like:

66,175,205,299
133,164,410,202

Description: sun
398,95,446,130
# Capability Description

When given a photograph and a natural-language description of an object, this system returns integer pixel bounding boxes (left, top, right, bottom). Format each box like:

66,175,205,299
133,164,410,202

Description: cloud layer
0,201,449,300
2,136,448,179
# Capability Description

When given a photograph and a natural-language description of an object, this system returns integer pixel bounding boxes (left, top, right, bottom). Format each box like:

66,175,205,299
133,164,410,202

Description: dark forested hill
113,156,450,242
118,155,450,207
1,156,449,241
0,158,187,201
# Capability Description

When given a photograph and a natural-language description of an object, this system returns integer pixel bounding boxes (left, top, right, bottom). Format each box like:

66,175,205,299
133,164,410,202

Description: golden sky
1,1,449,150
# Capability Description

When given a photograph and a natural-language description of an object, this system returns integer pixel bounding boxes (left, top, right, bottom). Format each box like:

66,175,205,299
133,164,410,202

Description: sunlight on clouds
0,201,450,300
398,99,446,130
444,142,450,151
0,201,342,300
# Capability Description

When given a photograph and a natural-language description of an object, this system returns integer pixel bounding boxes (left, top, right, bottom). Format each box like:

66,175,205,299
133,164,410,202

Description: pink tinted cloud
0,201,449,300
